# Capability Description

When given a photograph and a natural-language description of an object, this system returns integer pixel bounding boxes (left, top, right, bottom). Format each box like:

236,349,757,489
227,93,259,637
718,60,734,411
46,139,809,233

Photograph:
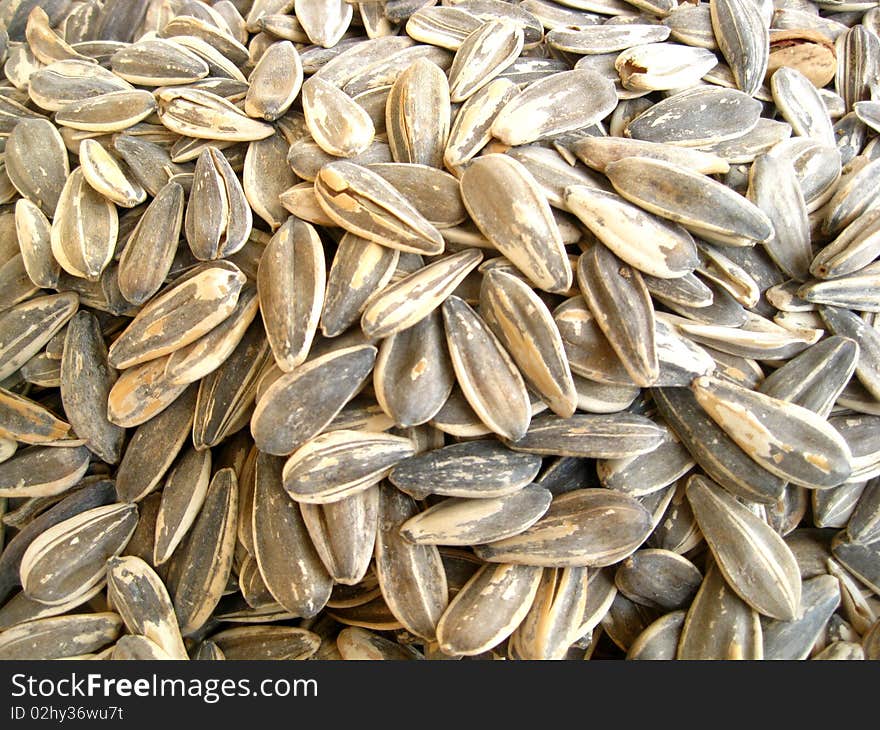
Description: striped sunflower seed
577,244,658,387
677,560,764,660
400,485,552,546
686,474,802,621
315,160,444,254
435,562,542,656
512,566,589,660
153,446,211,566
51,168,118,283
250,344,377,455
20,502,137,606
389,439,541,499
480,269,576,418
257,217,325,372
691,375,852,489
282,430,414,504
386,57,450,167
301,485,378,586
170,468,237,635
474,489,654,568
108,263,246,369
362,248,482,339
0,445,91,499
106,555,188,660
253,452,333,617
442,294,530,441
605,157,774,247
491,68,617,146
374,482,448,641
461,154,571,293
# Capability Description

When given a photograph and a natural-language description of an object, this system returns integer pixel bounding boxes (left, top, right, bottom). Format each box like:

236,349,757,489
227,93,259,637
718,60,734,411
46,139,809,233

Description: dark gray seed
474,488,653,568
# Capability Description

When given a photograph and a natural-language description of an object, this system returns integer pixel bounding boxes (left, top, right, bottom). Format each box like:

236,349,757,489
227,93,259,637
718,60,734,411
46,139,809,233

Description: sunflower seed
389,439,541,500
209,625,320,660
315,160,444,254
761,574,841,660
577,245,658,386
106,555,188,660
401,485,552,546
362,249,482,340
461,154,571,293
152,447,211,567
114,385,196,503
258,217,325,372
491,69,617,146
513,566,589,660
677,560,763,660
474,488,653,568
690,375,851,490
386,57,449,167
605,157,774,247
0,387,69,446
20,502,137,606
0,612,122,660
687,474,802,620
480,269,576,418
171,468,237,635
252,452,333,617
435,562,542,656
60,311,124,464
282,430,414,504
442,294,530,441
374,482,448,640
300,485,378,586
251,344,377,455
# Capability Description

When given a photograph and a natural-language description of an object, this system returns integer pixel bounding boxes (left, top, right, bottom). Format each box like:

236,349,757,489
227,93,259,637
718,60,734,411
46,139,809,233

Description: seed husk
374,482,448,641
106,555,188,660
400,485,552,546
374,310,455,427
171,468,237,635
577,244,658,387
60,311,124,464
258,217,325,372
513,566,589,660
461,154,571,293
282,430,415,504
114,386,196,503
4,117,69,216
605,157,774,247
690,375,852,490
108,263,246,369
761,574,841,660
480,269,576,418
389,439,541,500
20,502,138,607
0,612,122,660
253,452,333,618
245,40,303,122
315,160,445,255
0,387,69,446
686,474,802,621
677,561,764,660
386,57,450,167
362,249,483,340
474,488,654,568
492,68,616,147
250,344,377,456
301,486,378,586
435,562,542,656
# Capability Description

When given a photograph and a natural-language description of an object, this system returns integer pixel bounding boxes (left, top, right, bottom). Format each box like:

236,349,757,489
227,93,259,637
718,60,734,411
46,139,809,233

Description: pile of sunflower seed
0,0,878,662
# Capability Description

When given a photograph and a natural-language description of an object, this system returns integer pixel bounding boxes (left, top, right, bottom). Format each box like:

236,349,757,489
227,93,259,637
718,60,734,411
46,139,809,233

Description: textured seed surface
0,0,874,664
